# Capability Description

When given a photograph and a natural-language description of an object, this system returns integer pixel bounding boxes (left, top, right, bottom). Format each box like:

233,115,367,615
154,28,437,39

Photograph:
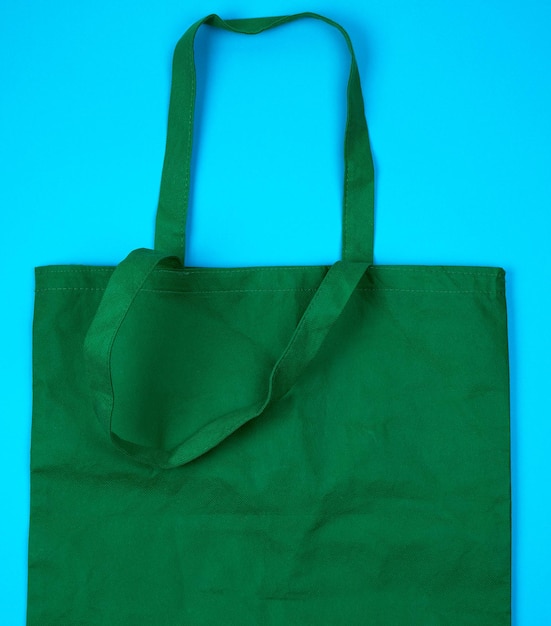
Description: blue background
1,0,550,623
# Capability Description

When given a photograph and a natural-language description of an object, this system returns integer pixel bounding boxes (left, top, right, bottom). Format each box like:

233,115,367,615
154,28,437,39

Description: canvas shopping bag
28,13,511,625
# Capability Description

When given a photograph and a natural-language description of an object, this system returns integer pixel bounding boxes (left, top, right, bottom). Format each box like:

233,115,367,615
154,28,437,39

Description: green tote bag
28,13,511,625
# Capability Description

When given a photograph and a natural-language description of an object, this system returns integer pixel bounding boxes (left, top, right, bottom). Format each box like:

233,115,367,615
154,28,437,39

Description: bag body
28,13,511,625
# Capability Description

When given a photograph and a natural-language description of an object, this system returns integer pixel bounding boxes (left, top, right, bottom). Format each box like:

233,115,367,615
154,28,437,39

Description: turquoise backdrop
1,1,550,624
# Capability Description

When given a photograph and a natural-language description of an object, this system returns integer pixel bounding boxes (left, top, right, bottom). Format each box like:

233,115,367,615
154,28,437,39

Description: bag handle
155,12,375,264
84,13,374,468
85,249,369,468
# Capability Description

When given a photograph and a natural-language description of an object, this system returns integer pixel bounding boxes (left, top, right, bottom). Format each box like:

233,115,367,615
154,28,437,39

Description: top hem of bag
34,263,506,296
34,263,506,275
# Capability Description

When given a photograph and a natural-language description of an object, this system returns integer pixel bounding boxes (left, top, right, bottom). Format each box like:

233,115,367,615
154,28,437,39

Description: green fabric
28,12,511,625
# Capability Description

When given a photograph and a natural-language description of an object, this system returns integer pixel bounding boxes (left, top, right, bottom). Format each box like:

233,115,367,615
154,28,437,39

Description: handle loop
85,249,368,468
154,12,374,264
85,14,375,468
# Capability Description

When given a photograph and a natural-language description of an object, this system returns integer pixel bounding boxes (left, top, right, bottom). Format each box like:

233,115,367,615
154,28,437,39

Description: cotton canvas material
28,13,511,624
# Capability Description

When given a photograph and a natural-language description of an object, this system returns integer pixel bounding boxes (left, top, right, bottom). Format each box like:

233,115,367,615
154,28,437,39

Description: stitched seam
36,269,115,273
146,287,505,295
36,268,321,274
36,268,321,275
343,102,349,260
182,32,194,253
372,268,502,275
35,287,505,295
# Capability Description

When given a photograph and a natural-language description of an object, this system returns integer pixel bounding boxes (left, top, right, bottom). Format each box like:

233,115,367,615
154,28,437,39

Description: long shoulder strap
154,13,375,264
